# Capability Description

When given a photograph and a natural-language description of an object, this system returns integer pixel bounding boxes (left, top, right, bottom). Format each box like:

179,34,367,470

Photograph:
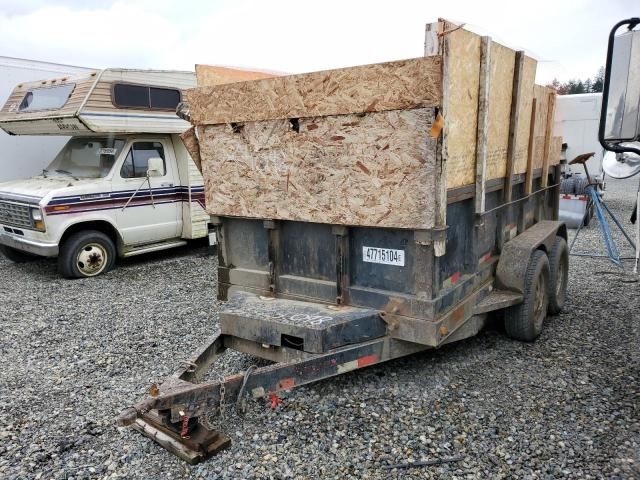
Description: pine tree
592,67,605,93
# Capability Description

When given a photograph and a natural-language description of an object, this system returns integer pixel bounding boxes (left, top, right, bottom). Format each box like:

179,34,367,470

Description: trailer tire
58,230,116,279
0,245,36,263
547,236,568,315
504,249,550,341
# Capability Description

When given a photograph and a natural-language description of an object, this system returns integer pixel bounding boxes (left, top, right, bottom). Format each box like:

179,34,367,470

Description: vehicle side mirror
147,157,164,177
600,18,640,156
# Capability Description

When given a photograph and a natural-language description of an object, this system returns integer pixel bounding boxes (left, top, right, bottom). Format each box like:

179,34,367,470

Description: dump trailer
117,19,568,463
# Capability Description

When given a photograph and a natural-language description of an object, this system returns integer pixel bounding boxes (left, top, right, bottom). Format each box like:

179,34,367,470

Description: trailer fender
496,220,566,294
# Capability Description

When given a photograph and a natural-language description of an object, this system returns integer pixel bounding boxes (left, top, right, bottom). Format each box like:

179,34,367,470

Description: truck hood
0,176,107,205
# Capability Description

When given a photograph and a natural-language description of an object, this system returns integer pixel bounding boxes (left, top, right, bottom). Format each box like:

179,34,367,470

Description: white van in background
0,69,209,278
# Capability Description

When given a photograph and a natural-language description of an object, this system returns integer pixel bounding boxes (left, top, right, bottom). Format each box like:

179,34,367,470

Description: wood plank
485,42,515,180
513,56,537,174
475,36,491,214
197,107,438,230
503,51,525,202
195,65,277,87
185,56,442,125
541,91,556,187
524,98,537,194
442,24,481,190
424,22,440,56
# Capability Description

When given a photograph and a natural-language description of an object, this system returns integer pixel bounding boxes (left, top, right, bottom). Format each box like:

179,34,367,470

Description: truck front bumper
0,230,58,257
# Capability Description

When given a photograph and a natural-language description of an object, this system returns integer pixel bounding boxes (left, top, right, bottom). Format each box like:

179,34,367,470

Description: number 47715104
362,246,405,266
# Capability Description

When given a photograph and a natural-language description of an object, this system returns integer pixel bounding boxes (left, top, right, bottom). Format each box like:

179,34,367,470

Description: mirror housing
599,18,640,157
147,157,164,177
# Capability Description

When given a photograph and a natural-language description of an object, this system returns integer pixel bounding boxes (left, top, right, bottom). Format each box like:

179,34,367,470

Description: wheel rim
76,243,108,277
533,272,547,331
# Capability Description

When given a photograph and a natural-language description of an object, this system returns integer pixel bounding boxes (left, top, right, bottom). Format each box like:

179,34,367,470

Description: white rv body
0,56,93,181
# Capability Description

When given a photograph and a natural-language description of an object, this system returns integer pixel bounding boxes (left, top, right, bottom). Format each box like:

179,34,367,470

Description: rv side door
111,139,180,245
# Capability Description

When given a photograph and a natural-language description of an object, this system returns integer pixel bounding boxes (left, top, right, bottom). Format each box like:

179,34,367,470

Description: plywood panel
514,56,538,174
486,41,515,180
532,85,550,170
185,57,442,125
198,108,438,229
195,65,277,86
180,127,202,173
443,27,481,188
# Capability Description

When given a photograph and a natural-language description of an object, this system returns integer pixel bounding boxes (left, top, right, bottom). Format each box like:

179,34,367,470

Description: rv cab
0,69,209,278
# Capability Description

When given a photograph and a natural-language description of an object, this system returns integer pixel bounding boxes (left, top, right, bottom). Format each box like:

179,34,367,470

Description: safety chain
199,372,226,430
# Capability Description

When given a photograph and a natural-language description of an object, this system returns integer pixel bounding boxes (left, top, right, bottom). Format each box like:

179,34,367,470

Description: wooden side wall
443,24,556,190
186,56,442,125
198,108,438,229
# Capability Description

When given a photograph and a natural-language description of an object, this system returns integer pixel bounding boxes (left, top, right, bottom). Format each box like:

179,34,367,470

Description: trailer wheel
504,249,550,341
58,230,116,279
0,245,36,263
547,237,568,315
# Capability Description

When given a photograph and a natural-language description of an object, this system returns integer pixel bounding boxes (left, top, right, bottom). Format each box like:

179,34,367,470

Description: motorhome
0,69,209,278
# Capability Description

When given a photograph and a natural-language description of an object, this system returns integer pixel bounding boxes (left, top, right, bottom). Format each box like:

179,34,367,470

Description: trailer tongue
117,19,568,462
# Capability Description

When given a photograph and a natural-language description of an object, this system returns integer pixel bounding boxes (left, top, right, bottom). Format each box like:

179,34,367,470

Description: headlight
31,208,43,221
30,208,45,231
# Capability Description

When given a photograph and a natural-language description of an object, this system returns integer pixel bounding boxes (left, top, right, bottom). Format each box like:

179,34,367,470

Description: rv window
120,142,166,178
19,83,75,112
113,84,148,109
150,87,181,109
113,84,181,110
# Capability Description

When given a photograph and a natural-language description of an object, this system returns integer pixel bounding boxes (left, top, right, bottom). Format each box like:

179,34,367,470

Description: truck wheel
547,237,568,315
0,245,36,263
58,230,116,278
504,249,550,342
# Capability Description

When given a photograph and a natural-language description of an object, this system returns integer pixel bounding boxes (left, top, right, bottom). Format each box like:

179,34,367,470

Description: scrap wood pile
179,19,562,235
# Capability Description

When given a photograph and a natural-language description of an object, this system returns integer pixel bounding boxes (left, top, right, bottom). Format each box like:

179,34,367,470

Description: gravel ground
1,178,639,480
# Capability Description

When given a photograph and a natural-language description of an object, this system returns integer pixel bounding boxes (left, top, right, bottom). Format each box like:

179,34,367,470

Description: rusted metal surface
496,220,565,294
473,289,523,315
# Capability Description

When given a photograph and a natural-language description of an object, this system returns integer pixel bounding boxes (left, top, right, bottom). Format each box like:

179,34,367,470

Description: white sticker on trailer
362,246,405,266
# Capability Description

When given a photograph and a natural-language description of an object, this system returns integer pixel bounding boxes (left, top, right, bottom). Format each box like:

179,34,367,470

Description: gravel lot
1,178,638,480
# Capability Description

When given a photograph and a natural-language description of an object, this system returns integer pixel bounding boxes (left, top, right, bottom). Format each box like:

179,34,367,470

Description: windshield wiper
54,169,79,181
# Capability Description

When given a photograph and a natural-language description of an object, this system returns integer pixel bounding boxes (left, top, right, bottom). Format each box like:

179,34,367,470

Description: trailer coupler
116,330,425,463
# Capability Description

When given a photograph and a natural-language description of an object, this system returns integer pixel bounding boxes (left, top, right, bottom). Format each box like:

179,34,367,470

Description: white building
0,56,93,181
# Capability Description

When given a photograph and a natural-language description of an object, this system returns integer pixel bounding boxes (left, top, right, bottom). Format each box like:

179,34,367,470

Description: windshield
46,137,126,179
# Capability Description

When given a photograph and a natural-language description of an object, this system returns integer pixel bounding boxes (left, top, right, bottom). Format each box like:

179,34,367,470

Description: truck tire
58,230,116,279
547,237,569,315
0,245,36,263
504,249,550,342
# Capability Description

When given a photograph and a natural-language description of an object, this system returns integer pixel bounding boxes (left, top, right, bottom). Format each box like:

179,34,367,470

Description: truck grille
0,201,32,229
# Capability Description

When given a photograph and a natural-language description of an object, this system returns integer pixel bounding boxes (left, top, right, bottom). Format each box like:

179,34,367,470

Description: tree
592,67,605,93
550,67,605,95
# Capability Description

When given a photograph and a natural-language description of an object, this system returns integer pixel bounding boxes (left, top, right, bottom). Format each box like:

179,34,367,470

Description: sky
0,0,636,84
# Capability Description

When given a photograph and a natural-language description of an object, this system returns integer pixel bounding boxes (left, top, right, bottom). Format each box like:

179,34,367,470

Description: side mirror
599,18,640,157
147,157,164,177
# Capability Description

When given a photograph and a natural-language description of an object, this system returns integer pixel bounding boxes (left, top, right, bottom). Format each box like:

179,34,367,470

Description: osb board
198,108,438,229
513,56,538,174
180,127,202,173
549,136,562,165
531,85,550,170
443,27,481,189
485,41,515,180
195,65,277,87
185,56,442,125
